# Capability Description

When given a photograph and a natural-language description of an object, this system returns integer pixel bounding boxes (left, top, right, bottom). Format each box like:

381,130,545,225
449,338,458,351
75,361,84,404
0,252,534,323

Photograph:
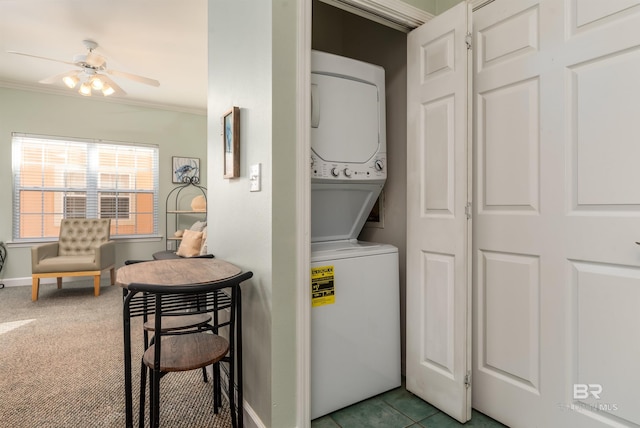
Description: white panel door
406,2,471,423
473,0,640,427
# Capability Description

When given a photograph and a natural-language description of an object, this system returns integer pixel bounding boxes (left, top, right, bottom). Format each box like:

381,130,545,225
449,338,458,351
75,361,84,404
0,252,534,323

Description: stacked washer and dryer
310,50,401,419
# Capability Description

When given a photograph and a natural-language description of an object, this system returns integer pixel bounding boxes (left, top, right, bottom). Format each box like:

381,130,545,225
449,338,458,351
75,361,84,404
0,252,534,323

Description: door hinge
465,371,471,388
465,202,472,219
465,33,472,50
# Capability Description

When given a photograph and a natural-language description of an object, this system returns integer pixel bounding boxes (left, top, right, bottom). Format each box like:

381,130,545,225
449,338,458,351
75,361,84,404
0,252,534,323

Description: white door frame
296,1,312,426
295,0,432,428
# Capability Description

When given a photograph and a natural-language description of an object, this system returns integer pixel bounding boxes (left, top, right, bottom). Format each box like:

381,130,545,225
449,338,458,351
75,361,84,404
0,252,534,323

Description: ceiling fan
7,39,160,97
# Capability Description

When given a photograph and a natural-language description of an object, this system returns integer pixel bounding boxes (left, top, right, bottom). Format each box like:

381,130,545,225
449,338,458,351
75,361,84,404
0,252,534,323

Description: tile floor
311,382,508,428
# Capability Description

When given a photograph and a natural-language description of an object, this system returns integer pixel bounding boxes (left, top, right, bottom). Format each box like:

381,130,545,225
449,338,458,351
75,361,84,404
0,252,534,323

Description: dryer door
311,73,380,164
311,181,383,242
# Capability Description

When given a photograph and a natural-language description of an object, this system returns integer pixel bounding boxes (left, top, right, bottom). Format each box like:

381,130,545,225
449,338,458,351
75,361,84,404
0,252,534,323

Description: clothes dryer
310,50,387,242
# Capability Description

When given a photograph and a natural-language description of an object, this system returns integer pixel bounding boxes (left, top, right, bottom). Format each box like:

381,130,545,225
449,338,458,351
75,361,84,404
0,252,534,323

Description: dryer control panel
311,153,387,180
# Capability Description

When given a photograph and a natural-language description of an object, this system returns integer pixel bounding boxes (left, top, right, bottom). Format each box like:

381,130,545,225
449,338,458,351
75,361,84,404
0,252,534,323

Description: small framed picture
172,156,200,184
223,107,240,178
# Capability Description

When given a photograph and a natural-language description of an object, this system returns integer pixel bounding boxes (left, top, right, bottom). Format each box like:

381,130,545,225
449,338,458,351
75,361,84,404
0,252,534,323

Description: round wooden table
116,258,242,288
118,258,248,428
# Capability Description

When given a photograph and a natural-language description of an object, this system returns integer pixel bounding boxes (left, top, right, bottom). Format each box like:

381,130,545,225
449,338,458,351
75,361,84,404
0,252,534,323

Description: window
12,133,159,240
100,193,130,220
64,194,87,218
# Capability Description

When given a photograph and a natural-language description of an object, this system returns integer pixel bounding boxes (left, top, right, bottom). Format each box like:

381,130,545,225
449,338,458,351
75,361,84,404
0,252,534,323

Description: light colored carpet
0,281,232,427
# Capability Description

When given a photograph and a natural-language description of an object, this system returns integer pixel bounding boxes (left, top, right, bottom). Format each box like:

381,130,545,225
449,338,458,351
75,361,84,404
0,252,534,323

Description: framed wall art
223,106,241,178
172,156,200,183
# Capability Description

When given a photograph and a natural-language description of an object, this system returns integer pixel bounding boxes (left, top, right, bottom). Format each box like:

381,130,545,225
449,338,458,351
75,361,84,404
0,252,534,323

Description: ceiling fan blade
107,69,160,87
99,74,127,96
39,70,79,85
7,51,77,67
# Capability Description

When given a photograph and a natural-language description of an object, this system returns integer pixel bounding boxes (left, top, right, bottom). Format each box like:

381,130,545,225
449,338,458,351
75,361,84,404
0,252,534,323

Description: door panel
479,250,540,390
473,0,640,427
406,2,471,423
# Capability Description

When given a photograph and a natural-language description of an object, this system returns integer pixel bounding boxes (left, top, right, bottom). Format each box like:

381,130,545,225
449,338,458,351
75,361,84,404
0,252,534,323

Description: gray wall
207,1,299,427
433,0,464,14
398,0,462,14
0,87,207,282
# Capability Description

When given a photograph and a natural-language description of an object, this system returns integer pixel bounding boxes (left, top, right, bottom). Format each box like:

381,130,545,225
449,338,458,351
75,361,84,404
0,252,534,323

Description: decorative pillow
190,220,207,232
200,226,208,255
176,229,204,257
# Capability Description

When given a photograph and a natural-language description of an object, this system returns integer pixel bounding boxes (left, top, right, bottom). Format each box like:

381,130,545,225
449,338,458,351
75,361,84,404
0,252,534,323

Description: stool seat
143,333,229,372
143,314,211,332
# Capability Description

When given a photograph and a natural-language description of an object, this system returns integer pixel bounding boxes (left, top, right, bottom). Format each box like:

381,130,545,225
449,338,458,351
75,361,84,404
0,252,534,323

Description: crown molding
0,79,206,116
319,0,434,32
469,0,494,11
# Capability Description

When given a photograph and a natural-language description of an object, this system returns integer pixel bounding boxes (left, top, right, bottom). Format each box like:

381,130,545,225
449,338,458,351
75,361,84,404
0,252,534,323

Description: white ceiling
0,0,208,114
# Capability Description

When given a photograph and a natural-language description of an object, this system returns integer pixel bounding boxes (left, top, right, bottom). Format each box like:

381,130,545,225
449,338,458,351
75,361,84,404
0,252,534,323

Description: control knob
343,168,352,177
331,167,340,177
374,160,384,171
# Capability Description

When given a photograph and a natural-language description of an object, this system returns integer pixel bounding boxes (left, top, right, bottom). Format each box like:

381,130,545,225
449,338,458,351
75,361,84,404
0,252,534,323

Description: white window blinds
12,133,159,241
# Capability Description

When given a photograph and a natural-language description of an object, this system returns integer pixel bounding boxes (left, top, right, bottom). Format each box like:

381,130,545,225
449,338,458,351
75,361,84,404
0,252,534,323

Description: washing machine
310,50,401,419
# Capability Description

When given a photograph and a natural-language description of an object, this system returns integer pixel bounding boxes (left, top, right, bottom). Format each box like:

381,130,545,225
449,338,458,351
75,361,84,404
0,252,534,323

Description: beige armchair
31,218,115,301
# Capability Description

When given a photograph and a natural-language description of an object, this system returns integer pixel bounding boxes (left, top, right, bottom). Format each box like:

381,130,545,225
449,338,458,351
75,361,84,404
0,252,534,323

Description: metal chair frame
122,271,252,428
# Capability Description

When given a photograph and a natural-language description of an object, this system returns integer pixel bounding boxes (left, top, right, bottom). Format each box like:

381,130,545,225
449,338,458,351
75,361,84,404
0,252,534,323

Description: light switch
249,163,261,192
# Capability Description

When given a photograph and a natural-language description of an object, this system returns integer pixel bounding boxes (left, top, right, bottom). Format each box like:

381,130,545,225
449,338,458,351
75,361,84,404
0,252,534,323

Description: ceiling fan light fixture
79,82,92,96
102,83,115,96
62,75,79,89
90,76,104,90
10,39,156,99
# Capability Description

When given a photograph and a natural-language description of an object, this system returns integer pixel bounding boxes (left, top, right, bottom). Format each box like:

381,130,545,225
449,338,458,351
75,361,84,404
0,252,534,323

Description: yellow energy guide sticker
311,265,335,307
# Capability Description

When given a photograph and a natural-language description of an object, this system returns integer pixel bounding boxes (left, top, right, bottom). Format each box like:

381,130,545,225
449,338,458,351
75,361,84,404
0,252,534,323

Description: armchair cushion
58,218,111,256
34,255,98,273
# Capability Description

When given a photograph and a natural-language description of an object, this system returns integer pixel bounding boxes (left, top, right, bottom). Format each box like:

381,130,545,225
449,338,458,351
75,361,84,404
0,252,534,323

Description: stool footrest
143,313,211,332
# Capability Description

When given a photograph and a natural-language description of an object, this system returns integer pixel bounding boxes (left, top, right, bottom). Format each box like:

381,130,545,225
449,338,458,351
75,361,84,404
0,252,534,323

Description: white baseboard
0,277,31,287
207,365,266,428
0,274,111,288
242,400,267,428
